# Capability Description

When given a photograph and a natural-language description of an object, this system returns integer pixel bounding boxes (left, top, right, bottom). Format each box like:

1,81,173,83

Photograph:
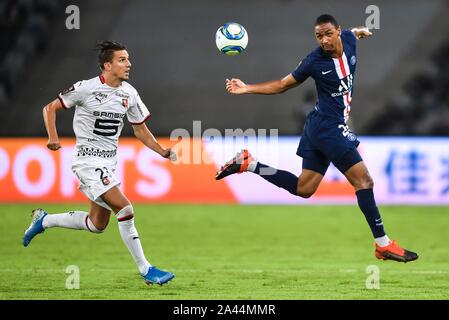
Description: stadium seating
0,0,58,98
366,39,449,136
1,0,448,137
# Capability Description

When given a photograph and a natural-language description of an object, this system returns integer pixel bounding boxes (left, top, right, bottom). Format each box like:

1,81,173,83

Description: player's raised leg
100,186,175,285
215,149,325,198
344,161,418,262
216,149,301,194
22,204,108,247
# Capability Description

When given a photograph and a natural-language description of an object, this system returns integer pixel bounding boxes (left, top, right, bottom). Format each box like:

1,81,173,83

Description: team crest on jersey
350,56,356,65
102,177,110,185
347,133,357,142
122,98,128,108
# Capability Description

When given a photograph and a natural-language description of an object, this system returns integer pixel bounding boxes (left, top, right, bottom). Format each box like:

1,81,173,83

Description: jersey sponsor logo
77,147,117,157
331,90,350,97
93,119,121,137
115,91,130,98
331,74,353,97
93,92,108,103
93,111,125,119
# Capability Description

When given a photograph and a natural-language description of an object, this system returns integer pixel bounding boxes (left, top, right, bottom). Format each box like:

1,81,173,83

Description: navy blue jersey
292,30,357,122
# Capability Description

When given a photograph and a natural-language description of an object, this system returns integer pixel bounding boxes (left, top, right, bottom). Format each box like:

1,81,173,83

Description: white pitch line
1,268,449,274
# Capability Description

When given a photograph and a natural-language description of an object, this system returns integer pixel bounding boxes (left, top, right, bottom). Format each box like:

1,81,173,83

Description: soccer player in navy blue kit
216,14,418,262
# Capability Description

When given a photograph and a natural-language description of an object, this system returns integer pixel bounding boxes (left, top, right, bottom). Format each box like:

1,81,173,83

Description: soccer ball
215,22,248,55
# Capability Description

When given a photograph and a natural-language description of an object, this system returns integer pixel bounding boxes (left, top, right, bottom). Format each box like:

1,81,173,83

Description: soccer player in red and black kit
216,14,418,263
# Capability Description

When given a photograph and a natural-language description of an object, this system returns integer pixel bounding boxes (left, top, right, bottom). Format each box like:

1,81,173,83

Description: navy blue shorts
296,110,362,175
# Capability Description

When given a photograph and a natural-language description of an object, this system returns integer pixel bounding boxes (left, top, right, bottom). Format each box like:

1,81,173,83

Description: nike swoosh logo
321,70,333,75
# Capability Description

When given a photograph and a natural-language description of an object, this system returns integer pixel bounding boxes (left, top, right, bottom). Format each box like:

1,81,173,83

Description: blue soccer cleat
23,208,47,247
142,266,175,286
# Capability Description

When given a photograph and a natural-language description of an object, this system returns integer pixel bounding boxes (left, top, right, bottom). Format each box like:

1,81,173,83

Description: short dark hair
95,40,126,70
315,14,339,28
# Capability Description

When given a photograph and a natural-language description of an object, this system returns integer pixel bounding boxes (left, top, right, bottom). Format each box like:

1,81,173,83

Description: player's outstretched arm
42,98,64,151
226,74,299,95
132,123,177,161
351,26,372,39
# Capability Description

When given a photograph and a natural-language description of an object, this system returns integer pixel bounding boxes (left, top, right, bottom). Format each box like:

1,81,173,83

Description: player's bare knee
361,175,374,189
86,217,106,233
115,204,134,222
94,225,106,233
366,180,374,189
352,177,374,191
299,191,314,198
96,221,108,232
296,186,315,198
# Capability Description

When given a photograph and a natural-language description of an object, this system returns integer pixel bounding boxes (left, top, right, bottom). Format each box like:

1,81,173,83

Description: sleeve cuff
57,94,69,109
129,113,151,125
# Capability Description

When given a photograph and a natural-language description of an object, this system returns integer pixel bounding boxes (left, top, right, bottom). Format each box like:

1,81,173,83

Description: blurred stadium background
2,0,449,136
1,0,449,300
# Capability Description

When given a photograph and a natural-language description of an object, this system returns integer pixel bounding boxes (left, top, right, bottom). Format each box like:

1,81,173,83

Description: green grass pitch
1,204,448,300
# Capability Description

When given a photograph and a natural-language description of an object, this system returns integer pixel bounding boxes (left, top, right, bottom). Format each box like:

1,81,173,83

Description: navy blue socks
254,162,298,195
356,188,386,238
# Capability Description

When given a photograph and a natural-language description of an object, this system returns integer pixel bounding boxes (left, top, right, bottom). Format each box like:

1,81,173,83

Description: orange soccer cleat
375,240,419,263
215,149,255,180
